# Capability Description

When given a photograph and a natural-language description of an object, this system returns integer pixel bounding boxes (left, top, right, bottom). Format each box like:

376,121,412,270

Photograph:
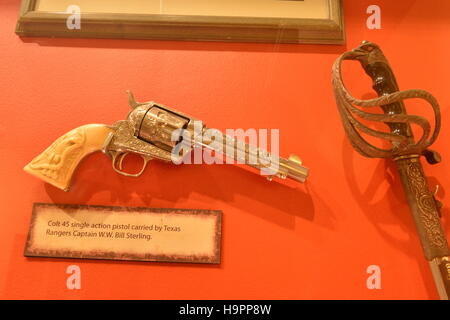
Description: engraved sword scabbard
332,41,450,299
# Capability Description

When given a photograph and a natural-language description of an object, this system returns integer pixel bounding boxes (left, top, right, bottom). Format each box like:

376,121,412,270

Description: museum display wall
0,0,449,299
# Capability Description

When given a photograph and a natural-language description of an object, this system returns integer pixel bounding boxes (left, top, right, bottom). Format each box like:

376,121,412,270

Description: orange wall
1,0,450,299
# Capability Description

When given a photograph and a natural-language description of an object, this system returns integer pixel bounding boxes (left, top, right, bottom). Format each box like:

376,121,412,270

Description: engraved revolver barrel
195,129,309,183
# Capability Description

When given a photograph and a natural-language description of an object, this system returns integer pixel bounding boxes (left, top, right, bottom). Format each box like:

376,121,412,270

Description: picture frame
16,0,345,44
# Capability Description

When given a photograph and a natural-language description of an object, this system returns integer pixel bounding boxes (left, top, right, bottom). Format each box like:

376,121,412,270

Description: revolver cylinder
128,104,190,152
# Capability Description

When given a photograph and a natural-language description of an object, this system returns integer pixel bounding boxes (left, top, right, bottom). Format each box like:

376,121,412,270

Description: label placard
25,203,222,264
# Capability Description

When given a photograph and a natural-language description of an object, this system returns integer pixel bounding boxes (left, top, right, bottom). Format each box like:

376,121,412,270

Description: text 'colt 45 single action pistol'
24,92,309,191
332,41,450,299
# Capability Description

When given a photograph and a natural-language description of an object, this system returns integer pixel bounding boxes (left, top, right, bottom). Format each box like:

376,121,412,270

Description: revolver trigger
117,152,129,171
111,151,125,175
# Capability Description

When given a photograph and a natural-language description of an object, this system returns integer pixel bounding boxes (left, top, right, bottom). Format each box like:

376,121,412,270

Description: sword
332,41,450,299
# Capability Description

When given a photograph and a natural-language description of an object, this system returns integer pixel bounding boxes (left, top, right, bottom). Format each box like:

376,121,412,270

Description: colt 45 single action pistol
24,92,309,191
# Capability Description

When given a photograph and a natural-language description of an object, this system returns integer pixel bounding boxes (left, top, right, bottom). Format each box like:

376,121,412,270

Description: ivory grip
24,124,112,191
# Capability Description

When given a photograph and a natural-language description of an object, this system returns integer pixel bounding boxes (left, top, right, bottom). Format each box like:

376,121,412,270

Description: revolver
24,92,309,191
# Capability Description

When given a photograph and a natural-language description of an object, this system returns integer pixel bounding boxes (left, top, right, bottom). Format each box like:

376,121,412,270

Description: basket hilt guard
332,41,441,160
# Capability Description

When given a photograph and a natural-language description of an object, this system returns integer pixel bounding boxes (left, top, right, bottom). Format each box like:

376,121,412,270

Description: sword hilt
332,41,441,160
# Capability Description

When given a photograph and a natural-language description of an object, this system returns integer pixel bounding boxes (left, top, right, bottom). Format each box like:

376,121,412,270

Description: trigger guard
112,152,151,178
